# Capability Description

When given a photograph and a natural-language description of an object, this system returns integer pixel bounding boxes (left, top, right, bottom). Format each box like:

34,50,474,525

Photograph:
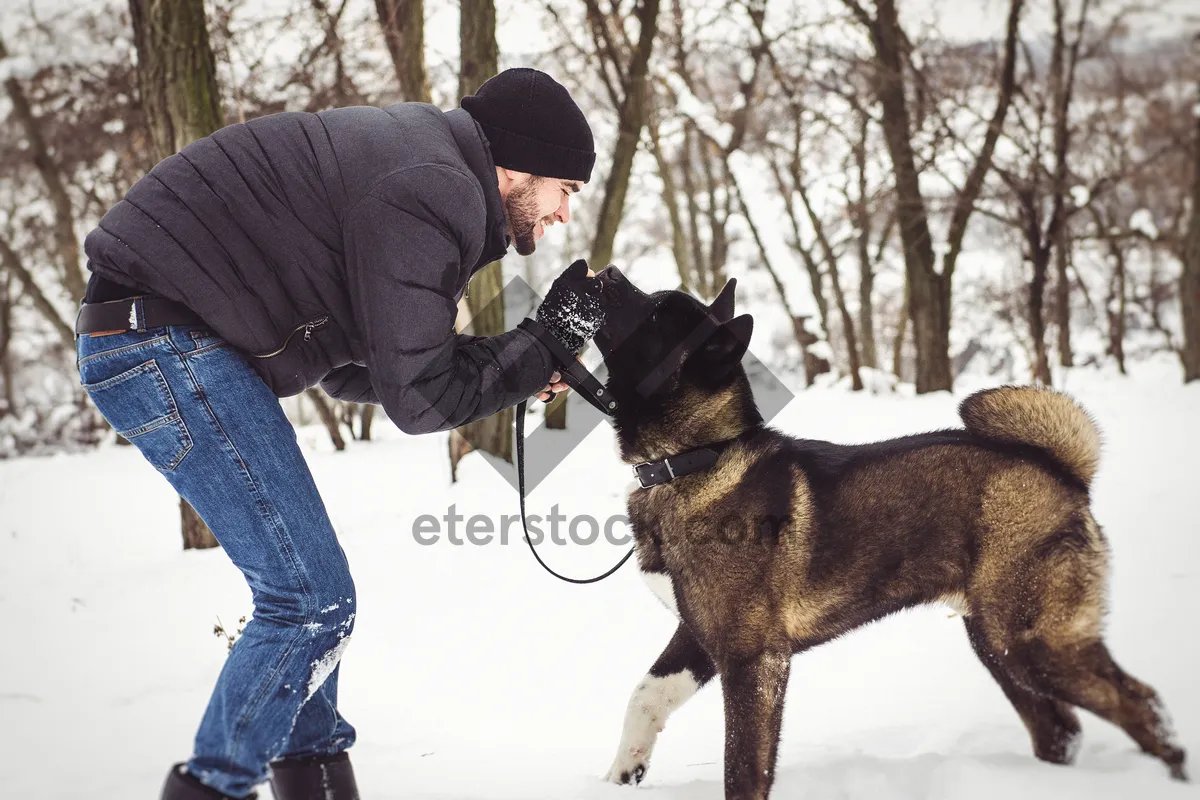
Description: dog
589,266,1186,799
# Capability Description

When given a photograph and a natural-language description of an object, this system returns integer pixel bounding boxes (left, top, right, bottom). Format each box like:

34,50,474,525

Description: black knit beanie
460,68,596,183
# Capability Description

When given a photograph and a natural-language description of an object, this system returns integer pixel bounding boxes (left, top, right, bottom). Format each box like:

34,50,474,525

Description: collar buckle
634,456,677,489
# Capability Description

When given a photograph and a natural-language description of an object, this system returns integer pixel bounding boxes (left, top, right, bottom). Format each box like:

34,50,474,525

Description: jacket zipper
253,316,330,359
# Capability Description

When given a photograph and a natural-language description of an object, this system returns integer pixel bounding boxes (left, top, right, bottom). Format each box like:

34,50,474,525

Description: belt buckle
634,462,653,489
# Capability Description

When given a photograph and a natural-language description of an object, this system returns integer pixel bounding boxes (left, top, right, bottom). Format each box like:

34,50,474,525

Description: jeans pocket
83,359,194,471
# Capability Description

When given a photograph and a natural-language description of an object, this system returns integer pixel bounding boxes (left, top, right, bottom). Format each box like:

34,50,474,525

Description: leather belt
75,296,204,335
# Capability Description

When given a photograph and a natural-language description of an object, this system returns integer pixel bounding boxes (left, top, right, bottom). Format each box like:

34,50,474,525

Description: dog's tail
959,385,1102,487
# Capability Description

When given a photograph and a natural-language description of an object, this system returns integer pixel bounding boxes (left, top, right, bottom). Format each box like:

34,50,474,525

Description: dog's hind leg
964,617,1082,764
1010,637,1187,780
721,649,791,800
604,623,715,785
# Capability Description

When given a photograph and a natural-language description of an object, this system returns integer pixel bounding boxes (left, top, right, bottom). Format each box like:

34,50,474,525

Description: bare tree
129,0,224,163
754,30,875,389
993,0,1090,383
0,234,75,348
584,0,662,270
459,0,498,99
376,0,431,102
0,36,86,305
844,0,1024,392
0,269,13,415
448,0,514,478
1182,34,1200,382
295,0,367,109
130,0,224,550
305,388,347,450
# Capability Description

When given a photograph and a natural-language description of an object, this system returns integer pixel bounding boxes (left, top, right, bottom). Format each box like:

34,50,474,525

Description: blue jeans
76,324,357,798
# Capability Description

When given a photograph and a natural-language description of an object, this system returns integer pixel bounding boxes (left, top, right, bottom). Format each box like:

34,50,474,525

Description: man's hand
535,371,568,403
534,260,605,359
534,265,595,403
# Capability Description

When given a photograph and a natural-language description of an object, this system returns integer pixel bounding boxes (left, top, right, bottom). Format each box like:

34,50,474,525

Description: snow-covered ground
1,358,1197,799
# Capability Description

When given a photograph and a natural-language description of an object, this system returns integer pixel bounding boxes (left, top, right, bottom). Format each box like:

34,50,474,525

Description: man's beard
504,177,545,256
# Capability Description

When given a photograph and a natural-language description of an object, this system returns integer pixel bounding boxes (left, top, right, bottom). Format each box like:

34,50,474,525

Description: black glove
535,259,605,357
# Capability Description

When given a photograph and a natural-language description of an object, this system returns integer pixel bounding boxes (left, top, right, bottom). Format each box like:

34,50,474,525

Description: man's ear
700,314,753,378
708,278,737,322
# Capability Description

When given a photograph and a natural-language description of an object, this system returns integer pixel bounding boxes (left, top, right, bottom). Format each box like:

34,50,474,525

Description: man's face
503,174,581,256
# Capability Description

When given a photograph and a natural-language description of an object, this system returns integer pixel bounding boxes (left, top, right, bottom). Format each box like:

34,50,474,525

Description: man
74,68,608,800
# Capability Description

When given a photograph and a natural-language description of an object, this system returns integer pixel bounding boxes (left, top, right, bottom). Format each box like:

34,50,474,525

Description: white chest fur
641,570,680,617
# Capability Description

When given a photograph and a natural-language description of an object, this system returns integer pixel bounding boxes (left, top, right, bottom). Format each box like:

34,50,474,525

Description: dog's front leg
721,650,791,800
605,623,715,785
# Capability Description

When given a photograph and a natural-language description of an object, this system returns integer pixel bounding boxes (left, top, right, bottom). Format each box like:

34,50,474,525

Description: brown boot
269,751,359,800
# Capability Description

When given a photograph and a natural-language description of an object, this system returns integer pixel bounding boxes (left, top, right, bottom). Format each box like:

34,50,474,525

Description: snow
1130,209,1160,240
1070,185,1092,208
1,358,1197,798
0,54,38,83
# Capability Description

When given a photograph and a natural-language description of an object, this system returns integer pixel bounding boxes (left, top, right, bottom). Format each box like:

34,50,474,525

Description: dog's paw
604,749,649,785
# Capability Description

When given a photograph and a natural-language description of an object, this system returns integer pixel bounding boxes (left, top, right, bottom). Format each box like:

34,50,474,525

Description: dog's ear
699,313,753,378
708,278,737,322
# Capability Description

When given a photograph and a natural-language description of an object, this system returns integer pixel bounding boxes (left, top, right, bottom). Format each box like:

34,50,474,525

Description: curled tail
959,385,1102,487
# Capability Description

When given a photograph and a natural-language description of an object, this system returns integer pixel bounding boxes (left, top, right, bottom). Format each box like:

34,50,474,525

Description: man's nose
555,195,571,225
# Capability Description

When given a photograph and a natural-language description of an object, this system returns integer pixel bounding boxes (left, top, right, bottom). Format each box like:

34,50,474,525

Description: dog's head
593,266,760,459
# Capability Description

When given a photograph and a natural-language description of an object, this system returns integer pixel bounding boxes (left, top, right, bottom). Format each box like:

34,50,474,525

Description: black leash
512,317,633,584
514,399,634,585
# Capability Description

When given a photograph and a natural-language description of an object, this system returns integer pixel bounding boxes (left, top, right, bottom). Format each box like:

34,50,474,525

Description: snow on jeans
76,323,357,798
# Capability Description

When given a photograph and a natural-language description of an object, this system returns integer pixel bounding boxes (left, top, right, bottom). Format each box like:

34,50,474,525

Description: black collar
633,439,735,489
444,107,510,272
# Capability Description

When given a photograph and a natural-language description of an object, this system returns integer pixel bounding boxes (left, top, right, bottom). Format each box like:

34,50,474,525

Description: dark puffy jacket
83,104,554,434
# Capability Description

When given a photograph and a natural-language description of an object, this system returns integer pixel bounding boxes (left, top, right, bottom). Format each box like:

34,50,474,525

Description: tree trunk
852,114,878,370
360,404,375,441
0,271,13,415
796,182,862,390
587,0,661,270
376,0,430,102
129,0,223,163
0,37,86,304
681,124,707,292
305,388,347,451
893,276,909,380
868,0,949,393
1108,243,1127,376
453,265,513,467
701,149,730,296
340,403,358,440
181,499,217,550
864,0,1022,393
1056,227,1074,367
648,115,691,292
857,246,878,371
450,0,513,474
458,0,498,99
1029,248,1052,384
130,0,224,550
544,389,567,430
1181,58,1200,382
